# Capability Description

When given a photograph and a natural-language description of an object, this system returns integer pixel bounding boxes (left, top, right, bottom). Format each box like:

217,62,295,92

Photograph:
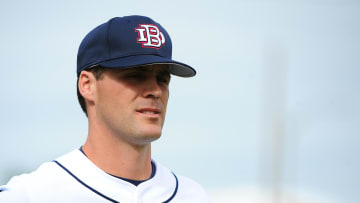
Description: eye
157,73,171,85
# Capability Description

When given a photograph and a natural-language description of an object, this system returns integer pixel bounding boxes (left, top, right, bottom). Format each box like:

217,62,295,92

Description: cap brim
98,55,196,77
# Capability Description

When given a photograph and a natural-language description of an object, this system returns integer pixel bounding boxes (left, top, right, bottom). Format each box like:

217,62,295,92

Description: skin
78,64,170,181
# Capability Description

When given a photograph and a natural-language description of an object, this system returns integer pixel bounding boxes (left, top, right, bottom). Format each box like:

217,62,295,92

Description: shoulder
0,150,78,202
0,173,30,202
153,161,211,203
0,161,59,202
175,175,211,203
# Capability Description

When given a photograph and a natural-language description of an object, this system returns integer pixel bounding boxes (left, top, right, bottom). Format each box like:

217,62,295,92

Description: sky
0,0,359,202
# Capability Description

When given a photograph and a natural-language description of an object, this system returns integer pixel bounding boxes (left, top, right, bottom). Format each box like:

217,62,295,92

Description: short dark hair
77,66,106,116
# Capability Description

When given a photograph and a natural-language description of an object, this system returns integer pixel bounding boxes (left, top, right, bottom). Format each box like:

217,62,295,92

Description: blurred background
0,0,359,202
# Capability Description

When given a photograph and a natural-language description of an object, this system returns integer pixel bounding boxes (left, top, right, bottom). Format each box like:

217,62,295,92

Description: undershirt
79,146,155,186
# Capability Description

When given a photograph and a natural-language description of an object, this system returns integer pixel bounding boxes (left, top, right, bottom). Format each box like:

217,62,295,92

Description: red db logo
135,24,166,49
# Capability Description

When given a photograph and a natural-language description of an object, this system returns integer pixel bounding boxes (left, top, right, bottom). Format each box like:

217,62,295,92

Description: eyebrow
134,66,151,71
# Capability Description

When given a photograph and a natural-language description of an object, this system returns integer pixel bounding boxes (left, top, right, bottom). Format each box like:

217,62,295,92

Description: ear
78,71,97,105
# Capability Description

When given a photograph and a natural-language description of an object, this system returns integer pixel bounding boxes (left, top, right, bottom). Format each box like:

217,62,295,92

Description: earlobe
78,71,96,103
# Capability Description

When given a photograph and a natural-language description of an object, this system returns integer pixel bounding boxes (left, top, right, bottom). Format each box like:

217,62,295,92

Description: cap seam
100,53,165,64
106,18,115,58
79,53,162,70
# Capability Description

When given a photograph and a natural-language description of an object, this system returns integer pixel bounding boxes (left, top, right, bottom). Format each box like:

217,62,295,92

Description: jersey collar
55,149,177,202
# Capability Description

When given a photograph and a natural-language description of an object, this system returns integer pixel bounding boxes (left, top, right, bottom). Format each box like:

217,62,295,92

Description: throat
80,141,153,181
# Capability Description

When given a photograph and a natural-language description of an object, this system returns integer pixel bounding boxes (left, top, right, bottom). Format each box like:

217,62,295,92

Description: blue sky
1,0,359,202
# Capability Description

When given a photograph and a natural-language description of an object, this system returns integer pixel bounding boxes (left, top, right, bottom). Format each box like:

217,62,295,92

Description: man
0,15,210,202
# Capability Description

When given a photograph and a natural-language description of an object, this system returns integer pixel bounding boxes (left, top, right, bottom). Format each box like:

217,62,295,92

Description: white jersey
0,149,210,203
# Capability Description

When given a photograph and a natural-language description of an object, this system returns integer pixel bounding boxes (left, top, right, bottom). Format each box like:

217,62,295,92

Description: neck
82,119,152,181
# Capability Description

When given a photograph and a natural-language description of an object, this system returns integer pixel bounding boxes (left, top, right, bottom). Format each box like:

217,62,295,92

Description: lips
136,108,161,117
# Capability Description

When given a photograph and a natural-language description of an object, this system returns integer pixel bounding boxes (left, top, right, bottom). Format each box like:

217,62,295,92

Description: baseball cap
77,15,196,77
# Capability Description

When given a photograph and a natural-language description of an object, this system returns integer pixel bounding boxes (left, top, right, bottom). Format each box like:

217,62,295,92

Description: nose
142,75,162,99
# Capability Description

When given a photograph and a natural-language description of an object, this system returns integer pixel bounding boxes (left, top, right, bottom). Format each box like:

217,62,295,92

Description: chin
141,124,163,136
142,129,162,141
131,133,161,146
131,127,162,145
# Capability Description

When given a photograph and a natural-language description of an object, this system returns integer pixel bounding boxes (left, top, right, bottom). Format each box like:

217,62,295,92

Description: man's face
93,64,170,146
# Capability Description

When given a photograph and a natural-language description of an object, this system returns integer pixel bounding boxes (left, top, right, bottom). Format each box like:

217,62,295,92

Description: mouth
136,108,161,118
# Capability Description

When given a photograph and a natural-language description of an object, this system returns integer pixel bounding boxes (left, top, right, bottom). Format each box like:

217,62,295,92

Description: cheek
162,88,170,109
96,82,125,111
97,83,115,105
99,89,131,109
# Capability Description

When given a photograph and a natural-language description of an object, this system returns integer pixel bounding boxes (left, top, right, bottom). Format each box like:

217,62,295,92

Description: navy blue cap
77,15,196,77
